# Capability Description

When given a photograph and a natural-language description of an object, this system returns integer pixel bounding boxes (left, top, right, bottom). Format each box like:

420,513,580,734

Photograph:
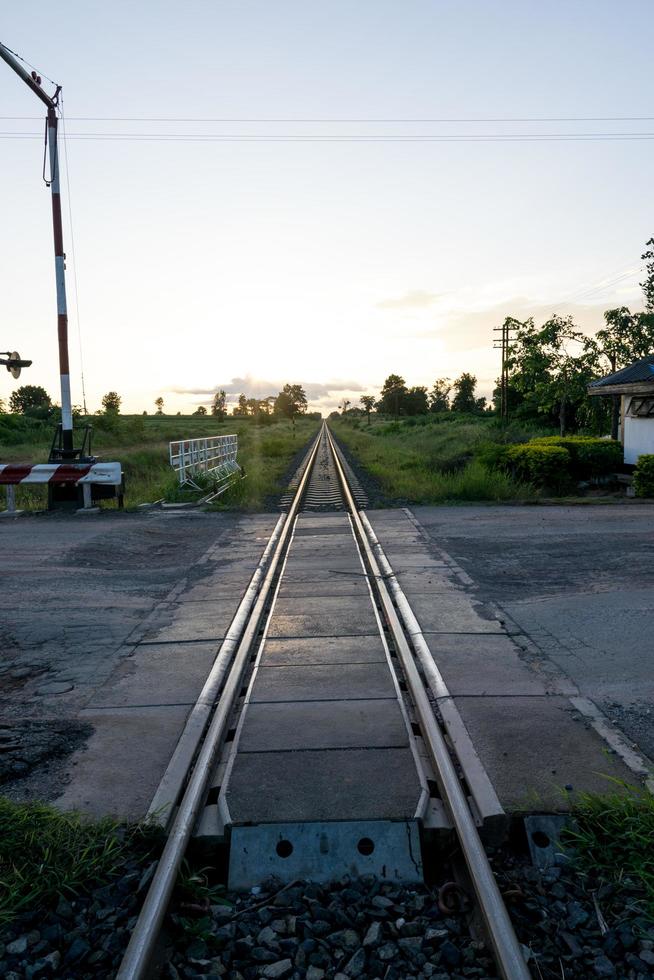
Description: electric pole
0,41,76,458
492,319,517,423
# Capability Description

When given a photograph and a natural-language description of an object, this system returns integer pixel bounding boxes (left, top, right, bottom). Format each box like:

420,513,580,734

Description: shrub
530,435,622,478
475,441,513,471
506,443,571,491
633,455,654,498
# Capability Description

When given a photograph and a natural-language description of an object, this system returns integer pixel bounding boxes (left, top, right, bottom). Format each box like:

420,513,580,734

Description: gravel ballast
1,849,653,979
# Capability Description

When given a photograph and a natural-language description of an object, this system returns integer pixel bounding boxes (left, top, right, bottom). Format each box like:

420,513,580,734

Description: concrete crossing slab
225,747,423,823
222,510,425,836
238,699,409,751
262,635,386,666
250,662,397,702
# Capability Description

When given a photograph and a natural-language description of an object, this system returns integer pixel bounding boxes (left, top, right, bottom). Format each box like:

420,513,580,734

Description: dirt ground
0,508,276,805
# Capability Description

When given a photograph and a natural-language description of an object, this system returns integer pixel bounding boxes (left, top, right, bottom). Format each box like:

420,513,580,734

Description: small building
588,355,654,464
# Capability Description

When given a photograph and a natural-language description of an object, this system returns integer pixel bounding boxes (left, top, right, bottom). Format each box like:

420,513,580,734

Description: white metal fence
169,434,241,494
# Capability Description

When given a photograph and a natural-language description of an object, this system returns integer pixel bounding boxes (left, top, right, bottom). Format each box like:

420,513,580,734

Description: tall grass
0,414,320,511
0,798,160,924
331,416,538,503
564,783,654,919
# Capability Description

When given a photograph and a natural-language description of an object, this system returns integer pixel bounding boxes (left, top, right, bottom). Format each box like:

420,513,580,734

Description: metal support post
47,107,73,455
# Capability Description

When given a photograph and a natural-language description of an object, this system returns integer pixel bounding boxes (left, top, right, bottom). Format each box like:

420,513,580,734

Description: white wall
624,413,654,465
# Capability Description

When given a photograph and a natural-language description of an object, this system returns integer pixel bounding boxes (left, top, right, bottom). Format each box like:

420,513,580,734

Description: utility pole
0,41,76,458
492,319,516,423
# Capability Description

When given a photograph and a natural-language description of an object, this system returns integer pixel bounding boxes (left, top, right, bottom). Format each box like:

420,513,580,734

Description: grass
0,414,320,511
564,783,654,920
331,415,541,504
0,797,160,925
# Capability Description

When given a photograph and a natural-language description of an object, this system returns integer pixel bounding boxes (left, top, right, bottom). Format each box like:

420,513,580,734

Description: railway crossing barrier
0,462,123,516
169,434,242,496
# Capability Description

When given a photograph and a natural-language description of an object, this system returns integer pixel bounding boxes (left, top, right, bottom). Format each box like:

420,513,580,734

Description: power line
1,114,653,123
2,131,654,142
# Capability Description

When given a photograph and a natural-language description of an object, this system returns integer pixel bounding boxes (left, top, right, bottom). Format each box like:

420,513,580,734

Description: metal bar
358,509,504,828
117,427,324,980
0,41,55,107
325,426,530,980
6,485,16,513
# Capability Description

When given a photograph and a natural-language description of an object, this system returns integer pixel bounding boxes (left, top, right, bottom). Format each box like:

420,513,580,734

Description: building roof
589,355,654,389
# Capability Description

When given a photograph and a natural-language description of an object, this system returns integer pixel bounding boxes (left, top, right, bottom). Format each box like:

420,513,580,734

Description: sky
1,1,652,415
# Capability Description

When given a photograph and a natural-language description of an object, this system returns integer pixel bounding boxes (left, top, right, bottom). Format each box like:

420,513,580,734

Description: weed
0,798,161,925
563,781,654,919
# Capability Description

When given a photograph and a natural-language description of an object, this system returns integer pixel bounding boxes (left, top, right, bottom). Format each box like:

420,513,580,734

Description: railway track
117,423,530,980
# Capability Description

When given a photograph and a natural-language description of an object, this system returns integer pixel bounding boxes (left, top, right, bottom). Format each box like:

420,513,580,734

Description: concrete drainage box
228,820,423,889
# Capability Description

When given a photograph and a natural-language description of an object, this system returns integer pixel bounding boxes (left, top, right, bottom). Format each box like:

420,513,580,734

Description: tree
340,398,351,415
274,384,308,420
99,391,121,414
378,374,408,418
592,307,654,437
641,237,654,312
0,397,6,413
404,386,429,416
429,378,450,413
233,393,249,416
10,385,53,415
507,315,594,435
193,405,207,416
360,394,375,424
212,390,227,419
450,373,478,414
155,396,164,415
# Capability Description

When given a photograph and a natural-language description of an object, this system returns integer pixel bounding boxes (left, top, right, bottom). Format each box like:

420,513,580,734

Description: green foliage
633,454,654,497
0,798,161,925
9,385,52,416
530,435,623,477
450,372,481,413
1,413,319,511
0,413,50,445
101,391,121,414
506,443,571,490
332,415,536,502
641,237,654,312
563,782,654,919
274,383,308,419
429,378,451,412
211,390,227,419
378,374,408,418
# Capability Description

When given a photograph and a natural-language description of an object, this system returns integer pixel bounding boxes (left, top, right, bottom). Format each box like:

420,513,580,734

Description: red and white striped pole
0,42,74,455
46,105,74,453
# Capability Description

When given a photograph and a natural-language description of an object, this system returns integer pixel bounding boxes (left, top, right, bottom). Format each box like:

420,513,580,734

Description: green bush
530,435,622,478
475,441,513,471
506,443,571,491
633,455,654,498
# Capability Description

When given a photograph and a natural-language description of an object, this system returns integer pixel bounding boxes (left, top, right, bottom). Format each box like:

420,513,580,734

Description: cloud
168,376,366,403
376,289,444,310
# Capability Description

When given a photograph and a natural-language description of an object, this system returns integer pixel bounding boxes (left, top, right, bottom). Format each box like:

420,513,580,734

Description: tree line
333,372,488,424
0,383,314,423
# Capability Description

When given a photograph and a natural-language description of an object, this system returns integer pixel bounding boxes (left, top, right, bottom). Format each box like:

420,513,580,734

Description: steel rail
325,426,530,980
116,426,324,980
